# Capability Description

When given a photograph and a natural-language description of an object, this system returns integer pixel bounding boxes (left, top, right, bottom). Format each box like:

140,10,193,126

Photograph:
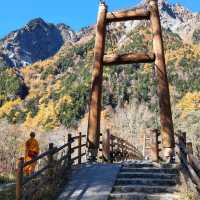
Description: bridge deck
57,163,121,200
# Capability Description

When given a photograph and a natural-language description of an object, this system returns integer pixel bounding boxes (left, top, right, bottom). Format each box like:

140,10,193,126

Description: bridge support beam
106,7,150,22
149,0,175,162
103,52,155,65
87,2,107,161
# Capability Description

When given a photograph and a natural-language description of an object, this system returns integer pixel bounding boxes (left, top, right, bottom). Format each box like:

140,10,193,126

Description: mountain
114,0,200,44
0,0,199,68
0,18,77,67
159,0,200,44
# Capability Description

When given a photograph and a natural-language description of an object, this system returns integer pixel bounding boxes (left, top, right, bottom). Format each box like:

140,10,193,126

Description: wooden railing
16,132,86,200
175,131,200,191
100,129,143,162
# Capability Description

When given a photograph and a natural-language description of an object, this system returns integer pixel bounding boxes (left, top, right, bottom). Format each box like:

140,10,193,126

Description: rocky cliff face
0,18,77,67
0,0,199,68
114,0,200,45
158,0,200,44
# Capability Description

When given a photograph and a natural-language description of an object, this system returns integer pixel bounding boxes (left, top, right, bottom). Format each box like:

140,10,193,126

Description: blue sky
0,0,199,39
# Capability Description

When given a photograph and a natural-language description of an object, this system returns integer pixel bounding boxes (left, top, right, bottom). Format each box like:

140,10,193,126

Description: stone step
109,192,179,200
117,172,177,179
122,163,155,168
112,185,178,194
115,178,177,186
121,167,178,174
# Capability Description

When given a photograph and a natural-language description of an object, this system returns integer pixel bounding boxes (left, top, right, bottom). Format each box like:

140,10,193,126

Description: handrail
16,132,86,200
100,129,143,162
175,132,200,190
188,154,200,176
111,135,143,161
23,151,51,167
23,137,76,167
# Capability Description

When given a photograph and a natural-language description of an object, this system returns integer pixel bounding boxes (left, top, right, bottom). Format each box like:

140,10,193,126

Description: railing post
181,132,187,162
176,131,187,165
68,134,72,168
187,142,193,155
186,142,193,165
110,135,114,163
180,131,186,145
102,129,111,162
150,129,159,162
48,143,54,182
175,133,181,164
143,131,146,158
16,157,24,200
121,140,125,161
78,132,82,165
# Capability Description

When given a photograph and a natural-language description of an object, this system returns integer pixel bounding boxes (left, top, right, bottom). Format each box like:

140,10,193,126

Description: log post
48,143,54,181
102,129,111,162
179,131,187,164
149,0,175,162
187,142,193,155
175,131,185,164
16,157,24,200
187,142,193,165
182,132,187,162
68,134,72,168
110,135,114,163
143,131,147,158
47,143,54,190
180,132,186,146
150,129,159,162
121,141,125,161
87,2,107,161
175,133,181,164
78,132,82,165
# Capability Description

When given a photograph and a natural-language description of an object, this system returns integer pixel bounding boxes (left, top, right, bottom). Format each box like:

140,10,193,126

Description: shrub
58,84,89,128
0,67,27,105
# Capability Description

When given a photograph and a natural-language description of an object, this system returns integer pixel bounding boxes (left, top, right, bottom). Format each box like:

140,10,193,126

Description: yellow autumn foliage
166,44,200,62
143,63,152,73
56,95,72,109
0,95,4,101
23,101,59,130
0,99,22,118
177,92,200,113
55,80,62,91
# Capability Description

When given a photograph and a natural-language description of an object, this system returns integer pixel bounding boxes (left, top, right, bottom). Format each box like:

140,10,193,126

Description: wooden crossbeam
106,7,150,23
103,52,155,65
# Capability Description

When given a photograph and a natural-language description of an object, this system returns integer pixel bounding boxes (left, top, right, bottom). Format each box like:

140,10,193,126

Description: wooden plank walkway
57,163,121,200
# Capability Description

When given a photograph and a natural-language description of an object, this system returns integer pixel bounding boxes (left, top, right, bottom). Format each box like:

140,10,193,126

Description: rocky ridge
0,18,78,67
0,0,199,68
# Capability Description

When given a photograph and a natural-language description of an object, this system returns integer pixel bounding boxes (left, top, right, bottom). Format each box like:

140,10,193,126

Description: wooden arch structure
87,0,175,162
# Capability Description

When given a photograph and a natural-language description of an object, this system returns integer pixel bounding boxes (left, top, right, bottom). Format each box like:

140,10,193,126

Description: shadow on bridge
57,163,121,200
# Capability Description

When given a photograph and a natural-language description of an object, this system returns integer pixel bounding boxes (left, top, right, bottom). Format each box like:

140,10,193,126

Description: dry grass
0,120,26,176
180,191,200,200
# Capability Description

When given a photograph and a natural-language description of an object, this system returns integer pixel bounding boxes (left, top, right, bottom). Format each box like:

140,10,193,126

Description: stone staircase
109,161,180,200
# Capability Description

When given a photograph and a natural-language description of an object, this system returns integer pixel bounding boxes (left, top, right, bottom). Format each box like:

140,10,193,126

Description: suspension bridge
13,0,200,199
